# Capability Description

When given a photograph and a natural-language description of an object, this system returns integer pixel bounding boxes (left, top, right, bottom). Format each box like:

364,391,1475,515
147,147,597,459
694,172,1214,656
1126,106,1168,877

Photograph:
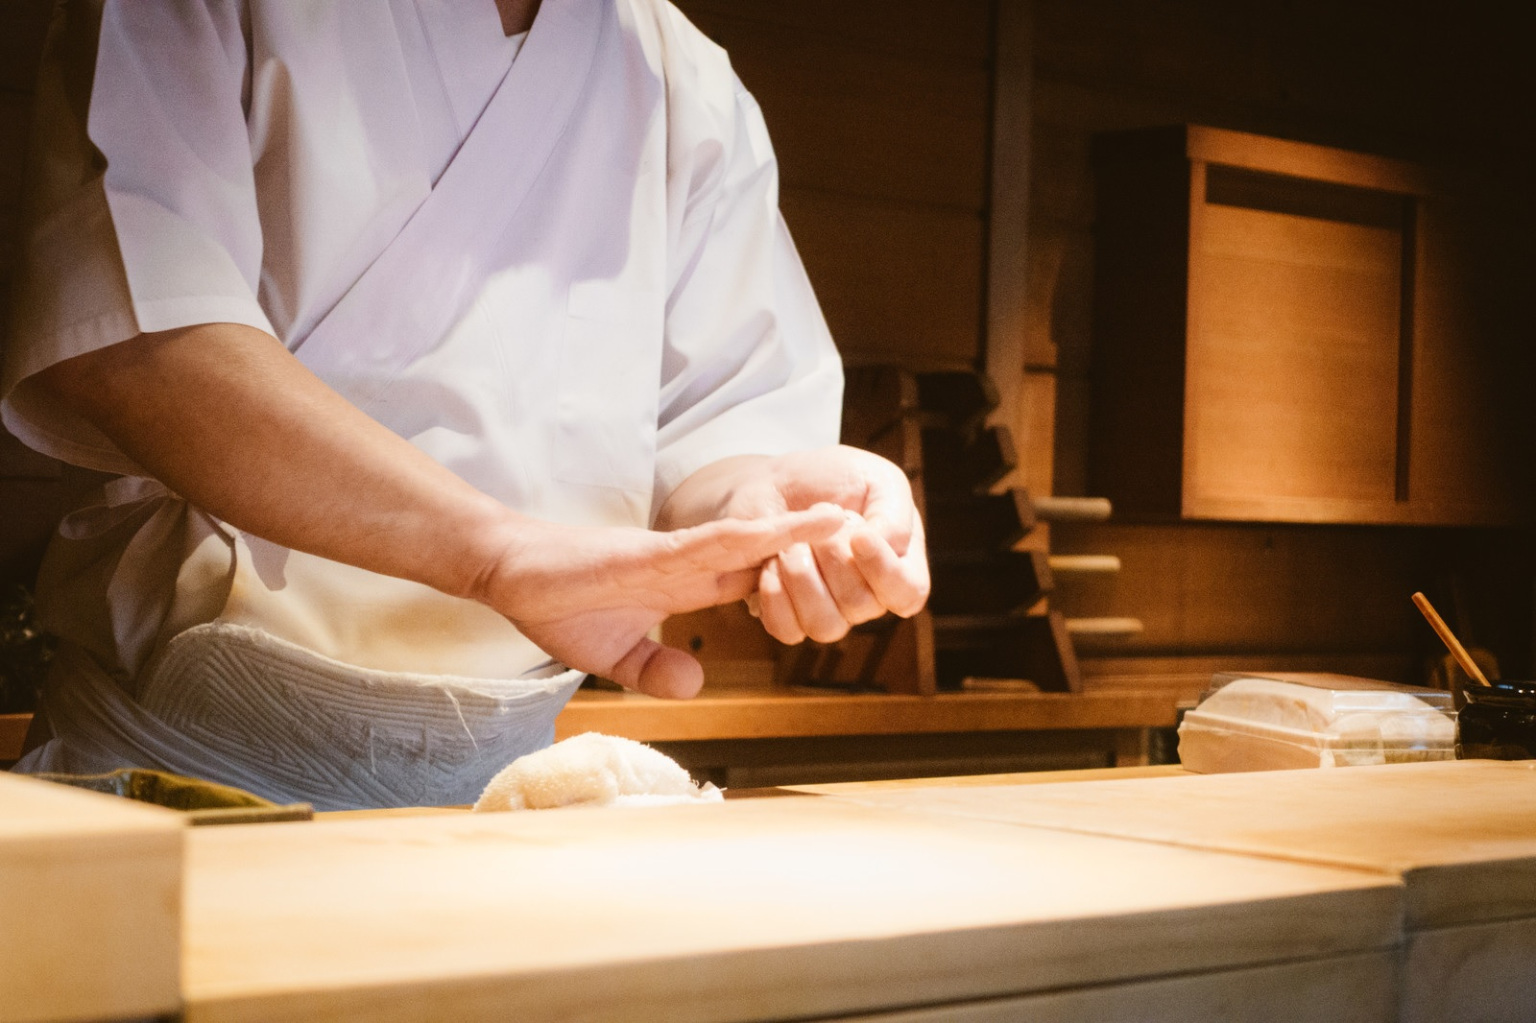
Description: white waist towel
15,624,584,810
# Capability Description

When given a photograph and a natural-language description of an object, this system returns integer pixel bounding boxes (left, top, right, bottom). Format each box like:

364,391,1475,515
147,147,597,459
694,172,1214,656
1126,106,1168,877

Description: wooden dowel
1032,496,1113,522
1064,617,1144,637
1411,591,1492,687
1048,555,1121,575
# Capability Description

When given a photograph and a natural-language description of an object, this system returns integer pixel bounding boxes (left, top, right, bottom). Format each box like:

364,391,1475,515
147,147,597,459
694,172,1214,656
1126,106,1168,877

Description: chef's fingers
712,567,760,605
666,502,844,574
609,635,705,699
849,516,930,618
755,557,806,645
776,542,853,644
810,529,888,627
853,463,919,558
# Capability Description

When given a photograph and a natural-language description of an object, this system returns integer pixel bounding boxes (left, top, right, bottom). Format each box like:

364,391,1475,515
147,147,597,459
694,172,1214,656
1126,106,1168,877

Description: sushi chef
0,0,928,808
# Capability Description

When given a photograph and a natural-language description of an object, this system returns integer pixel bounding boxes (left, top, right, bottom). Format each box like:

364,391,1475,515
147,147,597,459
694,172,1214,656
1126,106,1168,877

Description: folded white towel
473,732,723,811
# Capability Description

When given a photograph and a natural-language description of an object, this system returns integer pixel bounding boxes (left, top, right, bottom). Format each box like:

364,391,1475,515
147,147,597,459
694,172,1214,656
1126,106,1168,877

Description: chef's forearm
34,322,517,602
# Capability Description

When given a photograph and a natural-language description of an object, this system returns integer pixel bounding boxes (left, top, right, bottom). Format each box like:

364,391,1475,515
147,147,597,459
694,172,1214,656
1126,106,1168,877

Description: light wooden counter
19,759,1536,1022
810,759,1536,1023
0,773,184,1023
182,795,1400,1023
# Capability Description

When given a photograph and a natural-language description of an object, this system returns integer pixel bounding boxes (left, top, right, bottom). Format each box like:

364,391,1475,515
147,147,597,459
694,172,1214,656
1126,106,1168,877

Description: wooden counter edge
0,713,30,762
556,689,1179,743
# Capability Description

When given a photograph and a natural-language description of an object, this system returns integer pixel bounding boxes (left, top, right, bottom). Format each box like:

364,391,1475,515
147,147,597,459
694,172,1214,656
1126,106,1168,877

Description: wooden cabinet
1089,125,1524,525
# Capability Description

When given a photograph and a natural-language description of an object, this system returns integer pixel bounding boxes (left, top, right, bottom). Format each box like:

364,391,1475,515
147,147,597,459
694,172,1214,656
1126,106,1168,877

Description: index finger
666,502,845,572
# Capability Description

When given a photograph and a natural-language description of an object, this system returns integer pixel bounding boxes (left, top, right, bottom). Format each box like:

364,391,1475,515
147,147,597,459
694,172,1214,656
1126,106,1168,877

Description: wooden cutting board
183,795,1402,1023
0,772,184,1023
807,760,1536,1023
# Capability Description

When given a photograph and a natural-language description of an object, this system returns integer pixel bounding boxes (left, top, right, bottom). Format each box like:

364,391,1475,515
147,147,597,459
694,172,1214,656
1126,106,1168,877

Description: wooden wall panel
782,191,983,366
1033,0,1535,678
0,0,59,590
681,8,991,210
1050,522,1422,663
676,0,993,367
1188,206,1403,508
1407,199,1524,519
675,0,994,67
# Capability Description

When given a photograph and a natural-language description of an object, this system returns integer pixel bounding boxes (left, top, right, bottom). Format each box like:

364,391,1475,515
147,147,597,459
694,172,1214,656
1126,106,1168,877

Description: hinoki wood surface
555,687,1177,742
810,759,1536,930
182,795,1400,1023
0,772,184,1023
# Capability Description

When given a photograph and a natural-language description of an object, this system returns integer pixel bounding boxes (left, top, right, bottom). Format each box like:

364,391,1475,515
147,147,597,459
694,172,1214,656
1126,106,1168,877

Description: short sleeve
1,0,273,474
650,35,843,517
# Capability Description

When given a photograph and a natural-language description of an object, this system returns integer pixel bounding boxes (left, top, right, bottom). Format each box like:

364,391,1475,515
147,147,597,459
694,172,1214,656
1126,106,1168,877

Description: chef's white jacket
0,0,842,806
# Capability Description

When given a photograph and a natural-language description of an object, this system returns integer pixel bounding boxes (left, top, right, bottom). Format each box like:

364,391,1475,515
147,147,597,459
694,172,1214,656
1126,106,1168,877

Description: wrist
446,497,533,608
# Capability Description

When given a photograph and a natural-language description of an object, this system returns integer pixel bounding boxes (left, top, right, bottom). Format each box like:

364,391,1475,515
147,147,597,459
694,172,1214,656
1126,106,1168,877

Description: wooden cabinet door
1090,125,1526,526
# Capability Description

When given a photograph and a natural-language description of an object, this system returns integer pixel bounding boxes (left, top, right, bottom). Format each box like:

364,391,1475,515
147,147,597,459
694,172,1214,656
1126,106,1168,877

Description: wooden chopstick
1411,591,1493,687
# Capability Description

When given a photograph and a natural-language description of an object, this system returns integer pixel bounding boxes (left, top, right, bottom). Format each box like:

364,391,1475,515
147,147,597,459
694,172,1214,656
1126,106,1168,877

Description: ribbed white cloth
16,625,584,810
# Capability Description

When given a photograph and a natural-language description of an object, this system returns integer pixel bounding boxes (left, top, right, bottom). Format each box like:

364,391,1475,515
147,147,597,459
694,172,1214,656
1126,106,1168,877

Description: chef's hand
470,505,846,700
657,447,930,645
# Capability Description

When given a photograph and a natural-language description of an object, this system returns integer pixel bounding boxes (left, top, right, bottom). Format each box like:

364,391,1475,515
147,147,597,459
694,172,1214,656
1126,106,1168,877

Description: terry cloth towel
17,624,585,810
474,732,723,811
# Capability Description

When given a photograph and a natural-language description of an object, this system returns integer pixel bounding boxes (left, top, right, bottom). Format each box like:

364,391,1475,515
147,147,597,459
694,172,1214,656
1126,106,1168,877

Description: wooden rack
778,364,1139,696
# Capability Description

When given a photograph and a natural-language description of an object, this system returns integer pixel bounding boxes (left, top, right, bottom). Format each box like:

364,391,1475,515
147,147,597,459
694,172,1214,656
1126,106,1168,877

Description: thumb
858,470,917,556
608,636,705,699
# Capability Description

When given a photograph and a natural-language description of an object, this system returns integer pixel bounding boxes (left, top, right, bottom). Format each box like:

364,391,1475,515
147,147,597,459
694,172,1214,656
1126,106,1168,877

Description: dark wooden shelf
555,685,1178,743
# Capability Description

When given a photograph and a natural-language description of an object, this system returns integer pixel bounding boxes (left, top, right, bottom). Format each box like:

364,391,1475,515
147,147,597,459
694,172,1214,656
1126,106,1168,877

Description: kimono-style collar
292,0,606,409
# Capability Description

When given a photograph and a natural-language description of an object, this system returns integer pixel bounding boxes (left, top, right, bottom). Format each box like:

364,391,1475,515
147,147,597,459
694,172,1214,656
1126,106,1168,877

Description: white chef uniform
1,0,842,808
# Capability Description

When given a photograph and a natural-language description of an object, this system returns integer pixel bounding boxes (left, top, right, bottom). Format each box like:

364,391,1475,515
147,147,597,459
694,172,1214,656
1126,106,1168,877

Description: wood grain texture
836,951,1394,1023
674,0,994,68
816,759,1536,930
1183,126,1430,196
0,713,27,761
1403,198,1523,524
986,0,1033,442
1048,521,1421,662
1089,123,1524,525
782,189,984,365
789,763,1188,796
1078,652,1419,707
0,89,34,281
0,0,51,95
0,772,184,1023
181,796,1402,1023
672,0,994,370
555,686,1178,743
681,8,991,211
1186,204,1403,511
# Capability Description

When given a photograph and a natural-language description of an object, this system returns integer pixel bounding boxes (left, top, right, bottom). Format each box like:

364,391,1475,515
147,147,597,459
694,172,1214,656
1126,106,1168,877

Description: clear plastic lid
1179,672,1456,773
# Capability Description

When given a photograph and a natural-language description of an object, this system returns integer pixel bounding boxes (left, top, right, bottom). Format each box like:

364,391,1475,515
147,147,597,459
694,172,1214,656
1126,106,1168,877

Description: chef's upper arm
2,0,271,474
650,73,843,519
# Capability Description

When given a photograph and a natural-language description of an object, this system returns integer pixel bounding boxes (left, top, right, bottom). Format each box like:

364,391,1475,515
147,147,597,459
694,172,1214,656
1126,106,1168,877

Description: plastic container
1177,672,1457,774
1456,680,1536,761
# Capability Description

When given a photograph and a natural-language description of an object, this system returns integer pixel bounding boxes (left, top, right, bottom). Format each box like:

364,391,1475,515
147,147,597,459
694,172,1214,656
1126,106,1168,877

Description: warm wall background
673,0,1535,688
0,1,65,589
1026,0,1535,685
1,1,1531,690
